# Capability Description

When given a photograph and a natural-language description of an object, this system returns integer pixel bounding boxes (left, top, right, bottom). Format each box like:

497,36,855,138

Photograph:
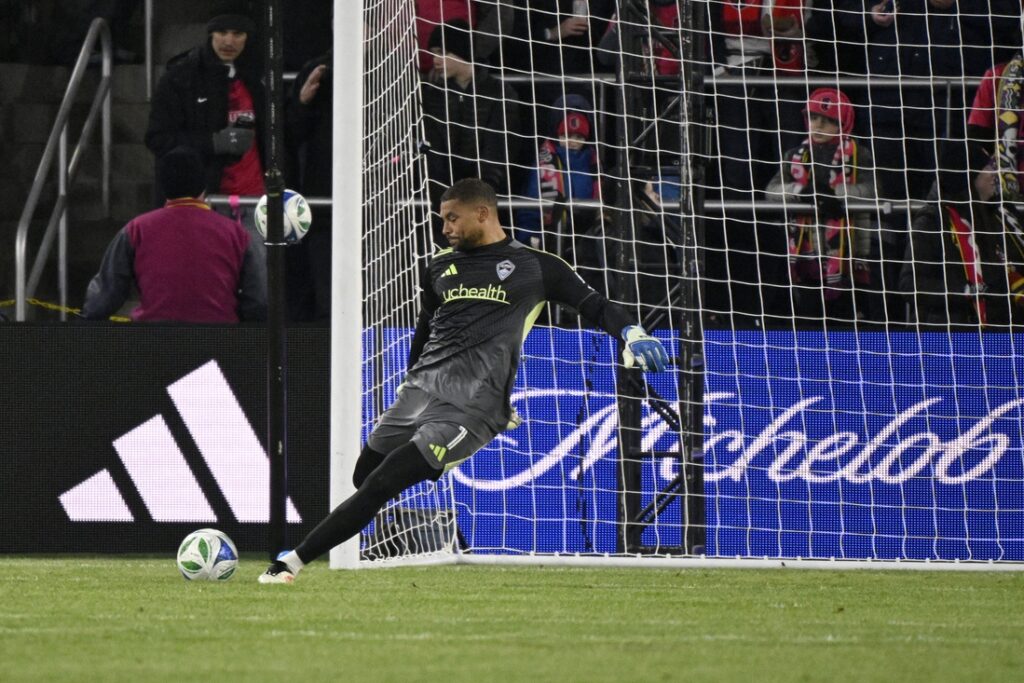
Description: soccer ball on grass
176,528,238,581
254,189,311,243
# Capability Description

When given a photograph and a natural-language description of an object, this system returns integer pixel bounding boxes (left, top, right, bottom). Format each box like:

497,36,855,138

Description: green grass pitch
1,557,1021,682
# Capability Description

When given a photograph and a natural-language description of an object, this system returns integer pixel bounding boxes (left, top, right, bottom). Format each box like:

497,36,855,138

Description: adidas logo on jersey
442,264,459,277
58,360,301,524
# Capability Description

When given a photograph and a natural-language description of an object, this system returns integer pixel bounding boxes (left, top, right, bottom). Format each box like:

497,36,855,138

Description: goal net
345,0,1024,568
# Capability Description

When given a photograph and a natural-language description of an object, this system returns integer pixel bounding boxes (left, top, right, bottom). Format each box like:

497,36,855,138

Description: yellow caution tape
0,298,130,323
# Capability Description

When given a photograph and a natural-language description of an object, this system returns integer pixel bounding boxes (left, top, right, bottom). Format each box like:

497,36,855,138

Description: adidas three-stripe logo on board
59,360,302,524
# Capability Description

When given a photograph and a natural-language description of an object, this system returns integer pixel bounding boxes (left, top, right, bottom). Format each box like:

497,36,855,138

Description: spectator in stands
421,19,522,244
144,0,265,241
967,45,1024,188
81,146,266,323
704,2,831,325
965,18,1024,260
506,0,614,76
708,2,840,189
596,1,691,175
864,0,1020,202
901,140,1014,327
285,47,332,322
765,88,876,323
515,95,599,252
415,0,513,73
502,0,614,115
596,0,680,77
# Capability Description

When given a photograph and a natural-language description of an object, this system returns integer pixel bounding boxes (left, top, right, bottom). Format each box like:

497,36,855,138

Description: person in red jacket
81,146,266,323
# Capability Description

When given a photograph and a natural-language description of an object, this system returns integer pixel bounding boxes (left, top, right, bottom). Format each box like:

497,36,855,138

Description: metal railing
14,18,112,321
144,0,153,99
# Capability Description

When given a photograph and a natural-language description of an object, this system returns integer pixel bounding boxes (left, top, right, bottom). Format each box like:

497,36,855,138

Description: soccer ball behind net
176,528,238,581
254,189,311,243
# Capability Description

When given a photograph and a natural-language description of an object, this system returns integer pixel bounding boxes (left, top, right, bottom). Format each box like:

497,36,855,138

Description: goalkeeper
260,178,669,583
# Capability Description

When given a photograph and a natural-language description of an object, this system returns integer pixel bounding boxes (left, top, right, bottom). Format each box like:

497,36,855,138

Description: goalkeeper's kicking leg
260,387,495,583
258,442,440,583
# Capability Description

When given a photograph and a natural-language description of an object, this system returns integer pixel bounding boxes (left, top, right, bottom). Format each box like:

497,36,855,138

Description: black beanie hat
158,146,206,199
427,19,473,62
207,0,256,34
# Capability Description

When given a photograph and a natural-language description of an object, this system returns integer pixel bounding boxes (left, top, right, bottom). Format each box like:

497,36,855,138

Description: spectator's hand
211,123,254,156
554,17,589,40
871,1,895,27
299,64,327,105
622,325,669,373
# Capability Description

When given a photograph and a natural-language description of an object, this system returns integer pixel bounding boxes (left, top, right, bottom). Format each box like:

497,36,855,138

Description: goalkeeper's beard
448,225,486,251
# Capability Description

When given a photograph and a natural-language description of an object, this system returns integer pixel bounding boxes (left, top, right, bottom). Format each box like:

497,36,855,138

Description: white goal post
332,0,1024,570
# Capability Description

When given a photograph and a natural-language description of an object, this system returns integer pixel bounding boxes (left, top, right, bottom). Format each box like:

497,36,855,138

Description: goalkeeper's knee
353,445,388,488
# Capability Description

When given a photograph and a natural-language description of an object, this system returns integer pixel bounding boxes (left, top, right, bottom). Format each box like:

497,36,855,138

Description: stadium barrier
4,323,1021,563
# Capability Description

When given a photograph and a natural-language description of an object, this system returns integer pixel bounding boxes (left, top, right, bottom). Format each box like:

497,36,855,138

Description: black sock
294,441,438,564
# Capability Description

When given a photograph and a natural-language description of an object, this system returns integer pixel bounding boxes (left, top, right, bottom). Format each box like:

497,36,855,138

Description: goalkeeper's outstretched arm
530,248,670,372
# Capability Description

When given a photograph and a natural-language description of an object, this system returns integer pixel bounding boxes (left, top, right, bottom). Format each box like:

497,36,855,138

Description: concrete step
2,140,155,228
5,102,76,144
5,96,152,146
69,176,155,223
0,173,35,222
0,63,154,105
5,141,154,192
1,170,152,226
75,143,156,182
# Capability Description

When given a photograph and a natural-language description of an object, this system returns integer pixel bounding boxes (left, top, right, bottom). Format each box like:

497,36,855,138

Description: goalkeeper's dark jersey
404,235,633,432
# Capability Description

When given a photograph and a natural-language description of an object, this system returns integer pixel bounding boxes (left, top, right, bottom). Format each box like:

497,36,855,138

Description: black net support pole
682,0,707,554
613,0,646,555
674,0,707,554
263,0,288,560
612,0,706,554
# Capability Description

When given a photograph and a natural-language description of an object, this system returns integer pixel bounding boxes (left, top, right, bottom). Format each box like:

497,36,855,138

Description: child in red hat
516,96,600,250
765,87,877,322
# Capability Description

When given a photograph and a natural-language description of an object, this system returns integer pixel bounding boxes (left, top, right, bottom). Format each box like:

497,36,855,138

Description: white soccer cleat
257,561,295,584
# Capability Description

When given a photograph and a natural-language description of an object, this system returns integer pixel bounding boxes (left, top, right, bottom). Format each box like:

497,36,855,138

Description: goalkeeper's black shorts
367,386,497,472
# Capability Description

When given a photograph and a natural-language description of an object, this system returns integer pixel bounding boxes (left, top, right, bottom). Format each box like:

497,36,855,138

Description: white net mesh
360,0,458,562
353,0,1024,565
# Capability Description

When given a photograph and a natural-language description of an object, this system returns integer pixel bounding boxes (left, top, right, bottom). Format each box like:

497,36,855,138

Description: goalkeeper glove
621,325,669,373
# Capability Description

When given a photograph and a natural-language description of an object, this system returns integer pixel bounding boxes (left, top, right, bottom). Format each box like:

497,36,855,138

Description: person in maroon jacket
81,146,266,323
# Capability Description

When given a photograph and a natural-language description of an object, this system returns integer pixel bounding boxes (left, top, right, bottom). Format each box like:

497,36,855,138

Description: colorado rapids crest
496,259,515,281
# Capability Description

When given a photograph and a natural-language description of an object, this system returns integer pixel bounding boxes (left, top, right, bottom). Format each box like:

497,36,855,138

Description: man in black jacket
145,0,265,210
421,19,522,245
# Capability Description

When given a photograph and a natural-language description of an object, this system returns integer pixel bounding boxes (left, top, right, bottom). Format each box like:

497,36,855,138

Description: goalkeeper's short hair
441,178,498,209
